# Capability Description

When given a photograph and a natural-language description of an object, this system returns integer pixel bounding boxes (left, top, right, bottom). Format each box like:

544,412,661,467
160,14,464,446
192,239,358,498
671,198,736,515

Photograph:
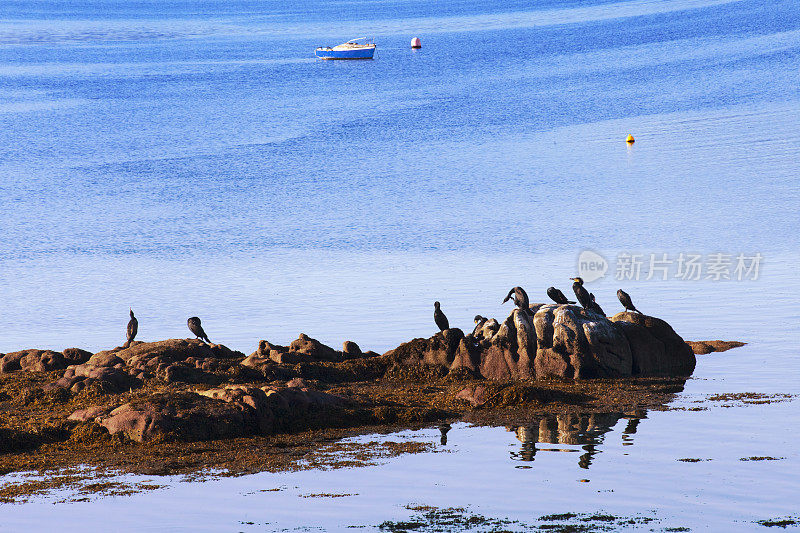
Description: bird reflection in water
508,411,647,468
437,423,451,445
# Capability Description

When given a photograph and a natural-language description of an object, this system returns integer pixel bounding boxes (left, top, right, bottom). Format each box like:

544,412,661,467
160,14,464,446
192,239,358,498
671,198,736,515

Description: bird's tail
568,300,576,304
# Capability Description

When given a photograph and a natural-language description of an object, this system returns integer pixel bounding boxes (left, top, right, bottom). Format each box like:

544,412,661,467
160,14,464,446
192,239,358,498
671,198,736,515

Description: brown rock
98,384,351,442
240,351,272,370
62,348,92,365
289,333,339,362
100,392,256,442
474,319,500,343
0,349,69,373
270,351,313,364
342,340,362,358
456,385,489,407
686,340,746,354
383,328,480,375
0,348,91,373
610,312,695,376
479,309,537,380
534,305,632,379
68,405,111,422
0,352,25,373
158,363,207,384
21,350,66,372
286,377,310,389
87,351,124,367
49,364,140,394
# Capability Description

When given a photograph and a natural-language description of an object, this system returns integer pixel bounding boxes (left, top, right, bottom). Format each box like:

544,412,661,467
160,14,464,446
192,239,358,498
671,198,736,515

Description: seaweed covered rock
68,405,112,422
0,347,91,374
533,304,632,379
289,333,339,361
42,339,246,392
244,335,364,369
610,312,695,376
47,364,141,393
382,328,481,375
98,392,254,442
93,338,242,368
62,348,92,365
98,384,351,442
686,340,746,355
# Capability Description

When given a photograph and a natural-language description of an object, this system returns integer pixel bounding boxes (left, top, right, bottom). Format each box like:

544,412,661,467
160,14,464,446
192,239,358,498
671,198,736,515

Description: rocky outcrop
47,364,141,394
0,348,91,374
383,305,694,380
479,308,537,380
42,339,246,393
686,340,746,354
534,304,632,379
98,384,350,442
242,335,375,373
68,405,112,422
455,384,489,407
342,340,362,358
62,348,93,365
609,312,695,376
382,328,481,375
94,338,241,366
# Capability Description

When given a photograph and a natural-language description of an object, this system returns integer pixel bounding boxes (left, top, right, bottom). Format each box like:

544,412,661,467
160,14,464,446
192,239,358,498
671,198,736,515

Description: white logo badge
577,250,608,283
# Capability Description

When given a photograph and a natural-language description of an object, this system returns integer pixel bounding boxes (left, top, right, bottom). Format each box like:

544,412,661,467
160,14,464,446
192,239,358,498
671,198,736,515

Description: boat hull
315,47,375,60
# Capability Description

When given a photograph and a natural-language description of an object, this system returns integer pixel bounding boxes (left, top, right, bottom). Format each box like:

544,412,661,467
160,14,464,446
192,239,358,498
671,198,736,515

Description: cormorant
617,289,640,313
546,286,575,305
571,277,593,310
472,315,487,337
126,308,138,348
588,293,606,316
433,301,449,332
502,286,529,308
502,286,532,315
188,316,211,344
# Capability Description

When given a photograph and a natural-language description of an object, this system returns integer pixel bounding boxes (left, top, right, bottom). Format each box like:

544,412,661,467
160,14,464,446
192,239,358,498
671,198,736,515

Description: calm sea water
1,0,799,529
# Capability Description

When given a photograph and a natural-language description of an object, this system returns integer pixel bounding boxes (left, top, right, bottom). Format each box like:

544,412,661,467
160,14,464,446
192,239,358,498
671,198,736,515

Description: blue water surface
0,0,799,529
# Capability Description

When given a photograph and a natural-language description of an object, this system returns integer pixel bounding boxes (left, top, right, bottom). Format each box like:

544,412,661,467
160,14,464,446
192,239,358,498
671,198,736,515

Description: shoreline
0,303,750,503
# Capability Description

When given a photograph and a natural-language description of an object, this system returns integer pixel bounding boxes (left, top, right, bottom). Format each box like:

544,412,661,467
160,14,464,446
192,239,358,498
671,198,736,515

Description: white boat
315,37,376,60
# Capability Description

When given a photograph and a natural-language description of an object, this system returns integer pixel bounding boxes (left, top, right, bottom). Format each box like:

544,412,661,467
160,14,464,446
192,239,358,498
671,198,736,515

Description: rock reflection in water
508,411,647,469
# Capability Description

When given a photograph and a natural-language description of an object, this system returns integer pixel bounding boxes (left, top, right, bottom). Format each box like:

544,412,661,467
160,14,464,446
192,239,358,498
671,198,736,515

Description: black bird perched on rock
588,293,606,316
472,315,487,337
125,308,138,348
571,277,593,310
617,289,640,313
547,286,575,305
433,301,449,332
502,286,531,315
188,316,211,344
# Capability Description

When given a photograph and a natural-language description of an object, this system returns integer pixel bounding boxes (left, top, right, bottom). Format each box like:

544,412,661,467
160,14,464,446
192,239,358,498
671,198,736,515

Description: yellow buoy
626,134,635,144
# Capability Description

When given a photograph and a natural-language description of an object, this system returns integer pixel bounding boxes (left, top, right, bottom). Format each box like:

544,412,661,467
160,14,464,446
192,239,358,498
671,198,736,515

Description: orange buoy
411,37,421,49
626,134,635,144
